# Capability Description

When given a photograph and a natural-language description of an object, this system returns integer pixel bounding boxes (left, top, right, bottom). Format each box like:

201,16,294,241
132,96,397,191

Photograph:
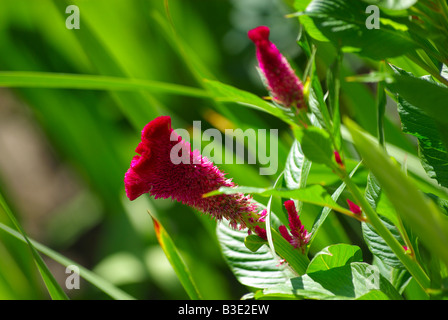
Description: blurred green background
0,0,417,299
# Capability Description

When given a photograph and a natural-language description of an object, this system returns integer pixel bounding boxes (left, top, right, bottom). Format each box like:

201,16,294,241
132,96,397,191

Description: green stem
342,175,431,290
377,62,387,148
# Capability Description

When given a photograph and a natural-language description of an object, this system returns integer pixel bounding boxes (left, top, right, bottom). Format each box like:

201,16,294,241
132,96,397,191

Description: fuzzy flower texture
279,200,310,253
124,116,266,236
248,26,305,110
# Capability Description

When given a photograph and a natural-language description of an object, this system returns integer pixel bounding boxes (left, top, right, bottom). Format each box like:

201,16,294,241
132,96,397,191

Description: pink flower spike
347,199,362,215
254,226,267,241
248,26,305,110
280,200,309,252
334,150,343,167
279,225,293,243
124,116,259,229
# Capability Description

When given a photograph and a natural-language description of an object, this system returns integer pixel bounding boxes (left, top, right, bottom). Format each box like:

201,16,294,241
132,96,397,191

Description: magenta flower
278,200,310,252
334,150,344,168
248,26,305,110
124,115,265,232
347,199,362,215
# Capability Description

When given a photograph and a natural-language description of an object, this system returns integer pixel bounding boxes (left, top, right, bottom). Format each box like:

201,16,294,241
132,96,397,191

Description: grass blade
150,212,202,300
0,192,68,300
0,71,209,98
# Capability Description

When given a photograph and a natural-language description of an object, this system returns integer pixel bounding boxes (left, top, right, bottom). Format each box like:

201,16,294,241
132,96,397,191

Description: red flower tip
284,199,297,216
347,199,362,215
248,26,270,45
334,150,343,167
248,26,305,110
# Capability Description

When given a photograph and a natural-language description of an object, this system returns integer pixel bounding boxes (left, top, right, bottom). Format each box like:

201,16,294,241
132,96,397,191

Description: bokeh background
0,0,417,299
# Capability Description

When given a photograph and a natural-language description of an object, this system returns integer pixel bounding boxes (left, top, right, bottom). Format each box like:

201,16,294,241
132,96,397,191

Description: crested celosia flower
124,115,266,234
278,200,310,252
248,26,305,110
347,199,362,215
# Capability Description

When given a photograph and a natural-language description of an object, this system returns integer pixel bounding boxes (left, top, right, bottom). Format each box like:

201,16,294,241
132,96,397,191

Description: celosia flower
347,199,362,215
248,26,305,110
334,150,344,168
278,200,310,252
124,115,265,234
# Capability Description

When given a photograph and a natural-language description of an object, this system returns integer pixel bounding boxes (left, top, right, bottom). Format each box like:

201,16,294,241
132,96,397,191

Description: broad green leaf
244,235,266,253
150,214,202,300
300,127,334,166
0,71,208,98
0,193,68,300
294,0,329,42
386,67,448,126
356,290,391,300
306,244,363,273
216,220,296,289
0,222,134,300
302,0,416,59
284,140,312,191
346,119,448,268
252,286,300,300
362,0,418,10
290,262,402,300
397,93,448,189
203,79,295,126
373,256,412,294
362,215,406,269
363,173,405,269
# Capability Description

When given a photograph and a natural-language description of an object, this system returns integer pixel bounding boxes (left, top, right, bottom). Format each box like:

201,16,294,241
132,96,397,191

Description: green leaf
216,220,295,289
301,127,334,166
150,213,202,300
302,0,416,59
363,173,405,269
362,0,418,10
346,118,448,268
397,92,448,189
373,256,412,294
306,244,363,273
290,262,402,300
203,79,295,126
362,215,406,269
244,235,267,252
0,192,68,300
294,0,329,42
356,290,391,300
284,140,312,191
386,66,448,126
0,71,208,98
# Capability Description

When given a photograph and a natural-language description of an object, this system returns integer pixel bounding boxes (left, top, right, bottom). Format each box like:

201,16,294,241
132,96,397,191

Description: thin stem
342,174,431,290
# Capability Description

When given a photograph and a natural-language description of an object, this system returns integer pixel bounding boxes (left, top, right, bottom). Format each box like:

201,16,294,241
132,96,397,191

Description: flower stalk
341,173,430,290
